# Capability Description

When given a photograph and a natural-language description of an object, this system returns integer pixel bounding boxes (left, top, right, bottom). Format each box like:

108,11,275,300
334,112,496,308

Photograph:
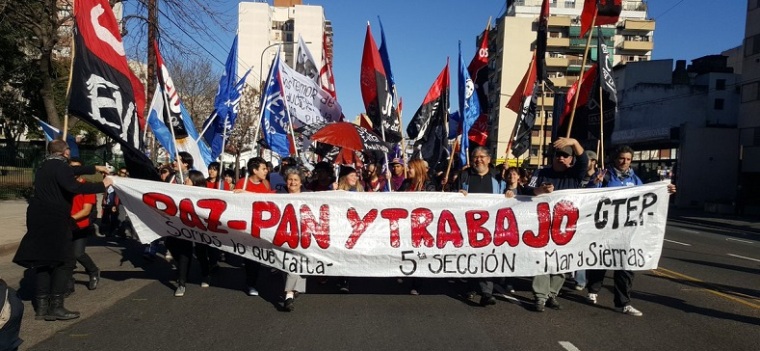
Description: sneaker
246,286,259,296
506,284,515,294
533,300,546,312
546,296,562,310
338,281,350,293
574,284,585,291
480,295,497,307
587,293,598,304
396,278,404,284
621,305,643,316
174,285,186,297
410,289,419,296
200,277,210,288
284,298,295,312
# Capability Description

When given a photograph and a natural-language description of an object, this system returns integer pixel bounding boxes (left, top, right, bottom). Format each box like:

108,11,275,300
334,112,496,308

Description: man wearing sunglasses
526,137,588,312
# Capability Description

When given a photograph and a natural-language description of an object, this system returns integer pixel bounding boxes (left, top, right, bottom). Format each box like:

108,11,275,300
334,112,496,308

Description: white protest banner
279,59,342,127
113,178,672,278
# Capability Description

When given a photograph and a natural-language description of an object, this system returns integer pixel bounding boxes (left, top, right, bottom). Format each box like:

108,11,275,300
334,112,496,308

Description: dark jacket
455,167,506,194
398,178,437,192
13,156,105,268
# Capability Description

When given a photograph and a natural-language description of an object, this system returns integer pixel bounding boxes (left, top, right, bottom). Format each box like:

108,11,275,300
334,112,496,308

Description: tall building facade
238,0,333,87
489,0,653,166
738,0,760,210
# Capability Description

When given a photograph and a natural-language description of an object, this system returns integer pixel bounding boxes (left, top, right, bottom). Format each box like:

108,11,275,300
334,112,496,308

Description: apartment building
488,0,653,166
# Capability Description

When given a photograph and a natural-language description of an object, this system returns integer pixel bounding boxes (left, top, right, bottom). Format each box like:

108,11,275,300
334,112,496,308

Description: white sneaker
174,285,185,297
201,279,210,288
246,287,259,296
621,305,643,316
587,293,598,304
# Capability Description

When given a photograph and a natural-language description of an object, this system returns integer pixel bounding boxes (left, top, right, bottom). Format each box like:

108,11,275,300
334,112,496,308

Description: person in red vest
69,158,101,293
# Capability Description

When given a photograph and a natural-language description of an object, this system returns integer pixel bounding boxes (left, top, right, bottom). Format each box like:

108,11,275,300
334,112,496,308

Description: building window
716,79,726,91
742,82,760,103
745,34,760,57
714,98,724,110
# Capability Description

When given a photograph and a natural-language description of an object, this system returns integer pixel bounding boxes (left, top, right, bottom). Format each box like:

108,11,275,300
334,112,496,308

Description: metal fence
0,141,123,199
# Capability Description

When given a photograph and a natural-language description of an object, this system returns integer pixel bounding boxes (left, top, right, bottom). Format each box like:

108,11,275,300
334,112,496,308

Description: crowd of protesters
12,137,676,323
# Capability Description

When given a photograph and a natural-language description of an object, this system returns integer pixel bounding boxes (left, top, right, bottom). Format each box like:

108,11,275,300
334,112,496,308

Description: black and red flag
580,0,622,38
407,61,450,170
509,53,540,158
555,63,599,141
360,24,401,143
468,26,490,113
562,29,618,144
68,0,157,180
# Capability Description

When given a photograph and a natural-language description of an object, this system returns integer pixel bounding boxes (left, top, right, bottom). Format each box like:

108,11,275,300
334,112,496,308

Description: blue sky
137,0,748,128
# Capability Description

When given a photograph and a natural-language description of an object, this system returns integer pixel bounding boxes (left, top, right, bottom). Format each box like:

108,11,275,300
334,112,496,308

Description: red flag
320,32,337,98
580,0,623,38
467,114,489,145
557,64,598,137
360,24,401,142
506,52,537,114
468,27,490,112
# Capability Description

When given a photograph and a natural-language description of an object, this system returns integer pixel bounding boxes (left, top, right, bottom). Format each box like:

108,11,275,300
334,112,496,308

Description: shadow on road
633,289,760,326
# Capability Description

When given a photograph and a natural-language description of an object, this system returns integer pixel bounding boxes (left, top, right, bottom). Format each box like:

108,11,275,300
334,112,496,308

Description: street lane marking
559,341,581,351
726,238,754,244
664,239,691,246
727,253,760,263
655,267,760,309
677,228,700,234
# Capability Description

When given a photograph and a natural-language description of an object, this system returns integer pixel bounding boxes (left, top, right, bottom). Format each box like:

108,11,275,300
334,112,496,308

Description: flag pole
598,84,605,169
218,115,229,190
396,94,408,166
379,123,393,192
565,12,597,138
197,111,218,143
537,80,547,167
62,23,78,140
443,136,460,192
287,114,300,160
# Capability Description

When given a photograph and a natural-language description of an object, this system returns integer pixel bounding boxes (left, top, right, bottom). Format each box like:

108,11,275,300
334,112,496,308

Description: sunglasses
555,153,572,158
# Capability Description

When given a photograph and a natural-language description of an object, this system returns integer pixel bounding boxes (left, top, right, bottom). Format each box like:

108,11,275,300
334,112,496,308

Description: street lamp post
258,41,312,89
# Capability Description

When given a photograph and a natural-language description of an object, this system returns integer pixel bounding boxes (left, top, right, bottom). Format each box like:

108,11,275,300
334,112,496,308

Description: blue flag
377,17,396,101
260,50,291,157
203,36,249,160
458,42,480,166
35,118,79,157
448,111,461,140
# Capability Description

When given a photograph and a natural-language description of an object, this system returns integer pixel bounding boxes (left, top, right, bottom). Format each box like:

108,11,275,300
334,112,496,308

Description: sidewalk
668,207,760,236
0,200,28,257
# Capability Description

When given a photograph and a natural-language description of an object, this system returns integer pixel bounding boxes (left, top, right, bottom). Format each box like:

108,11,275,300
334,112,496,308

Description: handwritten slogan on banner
113,178,672,278
279,60,342,127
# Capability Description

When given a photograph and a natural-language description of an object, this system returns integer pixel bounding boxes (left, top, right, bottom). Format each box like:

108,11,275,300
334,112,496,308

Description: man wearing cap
580,150,599,188
388,158,406,191
526,137,588,312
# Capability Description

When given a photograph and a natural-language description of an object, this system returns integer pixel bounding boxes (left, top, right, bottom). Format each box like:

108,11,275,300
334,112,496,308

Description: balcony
549,76,568,87
547,16,572,27
617,40,654,51
547,37,570,47
568,26,616,38
546,56,569,67
620,19,655,32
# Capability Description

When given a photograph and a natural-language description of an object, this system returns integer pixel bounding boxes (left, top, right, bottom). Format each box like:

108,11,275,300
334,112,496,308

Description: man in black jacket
13,140,112,321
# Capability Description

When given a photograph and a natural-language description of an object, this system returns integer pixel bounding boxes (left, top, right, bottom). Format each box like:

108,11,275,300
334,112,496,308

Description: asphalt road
6,222,760,351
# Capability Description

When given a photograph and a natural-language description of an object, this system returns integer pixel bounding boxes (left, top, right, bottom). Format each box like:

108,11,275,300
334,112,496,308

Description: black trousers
0,286,24,351
244,259,260,288
35,263,73,296
72,226,98,273
166,238,211,285
586,269,635,308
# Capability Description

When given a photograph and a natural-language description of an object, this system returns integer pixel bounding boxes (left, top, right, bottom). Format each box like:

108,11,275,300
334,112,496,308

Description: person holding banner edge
526,137,588,312
13,140,112,321
278,167,309,312
584,145,676,316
